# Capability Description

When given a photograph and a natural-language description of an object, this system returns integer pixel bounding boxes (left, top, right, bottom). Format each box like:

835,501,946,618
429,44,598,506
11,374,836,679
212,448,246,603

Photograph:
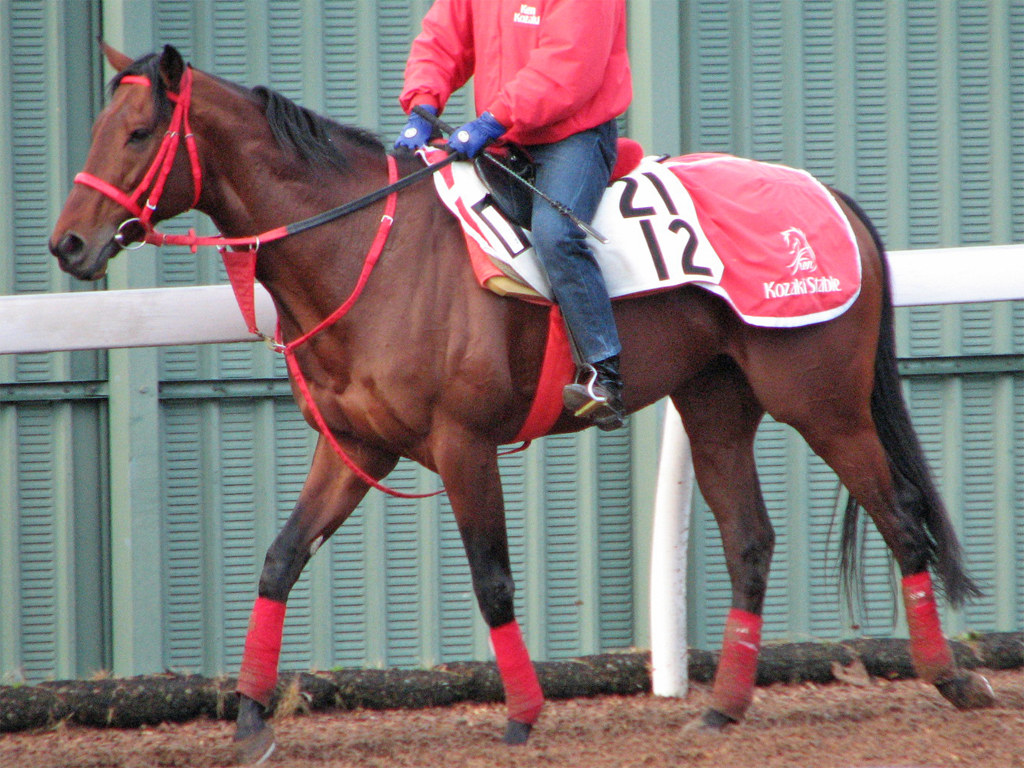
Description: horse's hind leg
783,395,995,710
672,360,773,728
434,436,543,744
233,436,398,764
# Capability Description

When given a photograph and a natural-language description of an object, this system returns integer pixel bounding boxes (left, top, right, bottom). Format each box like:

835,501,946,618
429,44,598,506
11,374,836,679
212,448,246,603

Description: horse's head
49,44,198,280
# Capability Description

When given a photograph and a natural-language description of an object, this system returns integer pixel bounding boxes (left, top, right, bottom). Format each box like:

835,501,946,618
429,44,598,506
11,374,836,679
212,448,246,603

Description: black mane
251,86,385,171
110,53,386,173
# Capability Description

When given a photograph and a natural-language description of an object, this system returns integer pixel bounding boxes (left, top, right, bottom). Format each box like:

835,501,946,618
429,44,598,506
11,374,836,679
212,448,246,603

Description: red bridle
74,68,203,247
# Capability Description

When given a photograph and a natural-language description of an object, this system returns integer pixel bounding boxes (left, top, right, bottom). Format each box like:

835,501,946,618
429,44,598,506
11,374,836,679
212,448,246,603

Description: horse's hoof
936,671,996,710
234,722,277,765
684,708,738,733
503,719,533,745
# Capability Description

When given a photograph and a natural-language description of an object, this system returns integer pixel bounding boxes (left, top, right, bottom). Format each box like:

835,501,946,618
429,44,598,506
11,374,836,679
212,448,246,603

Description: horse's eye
128,128,153,144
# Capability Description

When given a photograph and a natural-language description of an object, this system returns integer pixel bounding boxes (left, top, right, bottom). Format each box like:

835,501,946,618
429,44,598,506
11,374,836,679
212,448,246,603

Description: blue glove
447,112,507,158
394,104,438,151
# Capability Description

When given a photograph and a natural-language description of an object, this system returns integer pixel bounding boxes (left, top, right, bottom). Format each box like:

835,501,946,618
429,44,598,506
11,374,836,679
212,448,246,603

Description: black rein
283,151,459,239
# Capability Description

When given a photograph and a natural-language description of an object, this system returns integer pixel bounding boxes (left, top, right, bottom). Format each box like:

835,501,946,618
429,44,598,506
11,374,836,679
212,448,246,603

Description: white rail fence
2,245,1023,696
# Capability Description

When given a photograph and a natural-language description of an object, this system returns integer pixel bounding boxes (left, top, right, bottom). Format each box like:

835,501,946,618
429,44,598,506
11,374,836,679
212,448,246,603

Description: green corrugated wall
0,0,1021,683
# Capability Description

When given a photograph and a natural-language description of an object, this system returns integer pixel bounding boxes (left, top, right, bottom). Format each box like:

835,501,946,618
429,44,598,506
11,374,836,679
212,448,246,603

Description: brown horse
50,45,995,764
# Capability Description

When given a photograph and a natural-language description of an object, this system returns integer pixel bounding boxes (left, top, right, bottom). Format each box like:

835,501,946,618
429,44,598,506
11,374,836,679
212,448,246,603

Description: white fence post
649,406,694,697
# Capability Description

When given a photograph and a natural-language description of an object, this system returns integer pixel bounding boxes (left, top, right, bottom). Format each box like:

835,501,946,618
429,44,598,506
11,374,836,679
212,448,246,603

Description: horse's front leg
234,436,398,764
435,436,544,745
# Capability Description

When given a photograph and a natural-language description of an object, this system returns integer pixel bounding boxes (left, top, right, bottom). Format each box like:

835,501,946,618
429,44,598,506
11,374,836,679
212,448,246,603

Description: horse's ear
101,41,134,72
158,45,186,92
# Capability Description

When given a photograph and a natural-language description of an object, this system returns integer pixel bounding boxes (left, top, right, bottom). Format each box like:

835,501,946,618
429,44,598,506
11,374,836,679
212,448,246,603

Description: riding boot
563,355,625,431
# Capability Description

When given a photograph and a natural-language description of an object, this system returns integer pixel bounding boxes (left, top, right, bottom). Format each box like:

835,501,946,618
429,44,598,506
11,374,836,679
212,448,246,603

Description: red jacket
400,0,632,146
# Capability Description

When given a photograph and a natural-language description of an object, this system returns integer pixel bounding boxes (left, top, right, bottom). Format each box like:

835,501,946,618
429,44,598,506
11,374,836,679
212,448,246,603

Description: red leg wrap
710,608,762,721
490,621,544,724
236,597,287,707
902,571,954,682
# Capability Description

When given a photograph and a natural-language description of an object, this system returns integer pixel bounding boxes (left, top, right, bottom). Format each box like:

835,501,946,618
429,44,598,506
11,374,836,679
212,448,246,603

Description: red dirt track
0,668,1021,768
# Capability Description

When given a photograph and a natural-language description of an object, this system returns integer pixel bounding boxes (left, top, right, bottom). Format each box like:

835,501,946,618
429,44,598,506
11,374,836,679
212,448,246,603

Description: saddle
424,145,863,328
473,138,647,228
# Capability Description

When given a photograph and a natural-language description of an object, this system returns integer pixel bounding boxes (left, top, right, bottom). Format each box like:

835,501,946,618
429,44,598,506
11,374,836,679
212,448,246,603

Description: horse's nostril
51,232,85,260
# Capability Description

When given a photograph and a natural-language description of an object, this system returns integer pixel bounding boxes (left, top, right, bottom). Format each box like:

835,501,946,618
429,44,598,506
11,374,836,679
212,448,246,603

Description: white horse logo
782,227,817,275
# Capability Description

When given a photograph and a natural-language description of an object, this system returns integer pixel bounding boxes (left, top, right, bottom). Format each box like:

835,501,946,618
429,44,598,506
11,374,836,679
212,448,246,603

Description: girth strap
512,306,574,443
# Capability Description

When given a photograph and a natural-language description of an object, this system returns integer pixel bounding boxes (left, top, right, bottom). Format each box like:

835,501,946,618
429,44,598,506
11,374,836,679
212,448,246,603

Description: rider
395,0,633,431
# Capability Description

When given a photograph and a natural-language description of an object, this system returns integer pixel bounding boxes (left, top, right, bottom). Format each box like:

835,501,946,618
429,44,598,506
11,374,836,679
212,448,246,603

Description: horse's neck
191,85,395,316
198,131,383,246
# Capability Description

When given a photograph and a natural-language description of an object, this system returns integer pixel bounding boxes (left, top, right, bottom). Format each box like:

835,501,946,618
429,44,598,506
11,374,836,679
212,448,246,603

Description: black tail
833,190,981,608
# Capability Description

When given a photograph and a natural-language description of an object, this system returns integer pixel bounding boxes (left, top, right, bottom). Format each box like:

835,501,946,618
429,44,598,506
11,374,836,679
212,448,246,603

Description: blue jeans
528,120,620,365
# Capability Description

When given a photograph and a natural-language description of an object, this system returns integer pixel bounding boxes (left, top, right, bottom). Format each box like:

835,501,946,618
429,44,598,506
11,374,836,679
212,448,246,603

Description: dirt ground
0,668,1020,768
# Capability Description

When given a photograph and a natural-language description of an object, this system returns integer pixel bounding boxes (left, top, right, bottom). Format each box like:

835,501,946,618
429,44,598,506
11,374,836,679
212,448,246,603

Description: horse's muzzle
49,231,121,281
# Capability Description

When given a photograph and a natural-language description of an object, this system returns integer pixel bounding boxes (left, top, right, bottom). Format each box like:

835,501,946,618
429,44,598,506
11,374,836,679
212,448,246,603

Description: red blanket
664,153,861,326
